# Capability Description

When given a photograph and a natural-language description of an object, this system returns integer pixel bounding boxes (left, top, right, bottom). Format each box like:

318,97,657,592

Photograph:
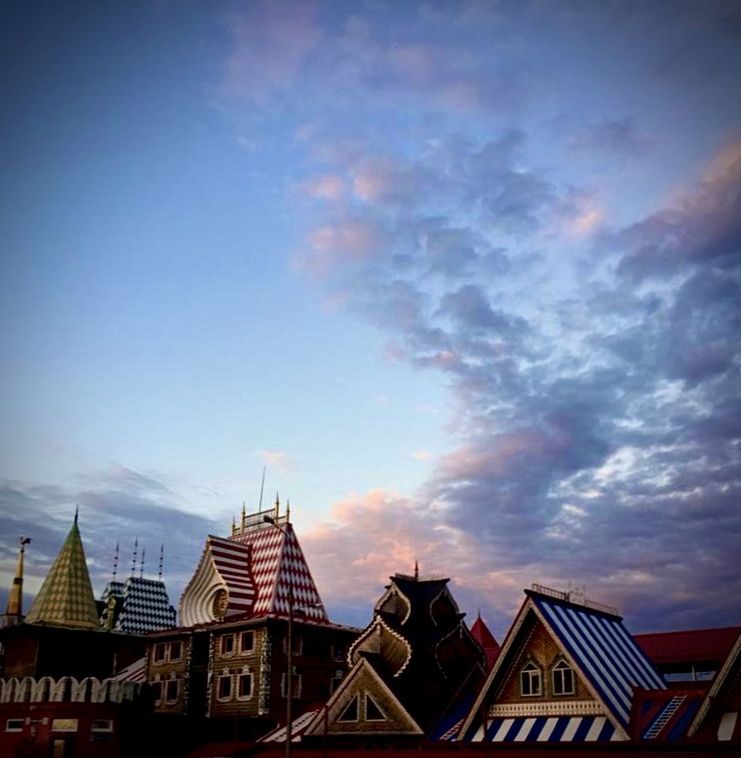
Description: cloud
293,127,741,633
257,449,295,474
569,118,654,158
0,471,220,620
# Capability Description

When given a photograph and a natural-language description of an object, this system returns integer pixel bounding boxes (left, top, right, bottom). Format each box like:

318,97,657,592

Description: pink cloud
302,174,346,201
257,449,294,474
294,218,384,277
222,0,321,102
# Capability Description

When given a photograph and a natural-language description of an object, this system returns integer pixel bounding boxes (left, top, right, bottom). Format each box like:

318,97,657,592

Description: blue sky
1,0,740,637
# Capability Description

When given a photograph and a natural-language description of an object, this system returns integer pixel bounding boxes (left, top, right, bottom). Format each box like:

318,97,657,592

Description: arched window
520,661,542,697
552,659,575,695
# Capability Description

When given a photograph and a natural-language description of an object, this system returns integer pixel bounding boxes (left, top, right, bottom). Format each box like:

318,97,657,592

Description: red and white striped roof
180,506,328,626
230,515,328,623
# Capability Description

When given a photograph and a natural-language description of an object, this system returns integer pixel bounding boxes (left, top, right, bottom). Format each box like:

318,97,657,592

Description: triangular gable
304,657,423,737
460,591,663,742
470,614,500,669
689,629,741,741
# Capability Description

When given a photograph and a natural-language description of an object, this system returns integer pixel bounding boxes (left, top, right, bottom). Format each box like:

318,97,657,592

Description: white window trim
336,694,359,723
552,659,575,696
364,692,387,722
240,631,255,654
90,719,114,733
6,719,24,733
153,643,167,664
164,677,180,705
217,672,234,702
168,641,183,662
221,634,236,657
520,662,542,697
236,669,254,701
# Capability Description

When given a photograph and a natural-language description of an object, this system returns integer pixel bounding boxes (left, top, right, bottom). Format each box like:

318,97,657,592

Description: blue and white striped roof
531,592,666,729
485,715,616,743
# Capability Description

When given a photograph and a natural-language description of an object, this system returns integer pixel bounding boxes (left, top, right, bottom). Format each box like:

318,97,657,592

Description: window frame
169,640,183,662
165,678,180,704
220,634,235,657
237,671,253,701
217,672,233,701
552,659,575,696
153,642,167,664
5,719,24,733
281,669,302,699
90,720,114,733
240,630,255,654
520,661,542,697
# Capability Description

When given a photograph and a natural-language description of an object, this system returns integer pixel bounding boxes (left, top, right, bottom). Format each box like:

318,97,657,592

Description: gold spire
3,537,31,625
25,513,99,629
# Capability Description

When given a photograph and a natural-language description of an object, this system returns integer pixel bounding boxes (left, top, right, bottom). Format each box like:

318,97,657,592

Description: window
281,669,302,699
337,694,358,722
5,719,23,732
169,641,182,661
220,635,235,656
237,672,253,700
365,692,387,721
240,631,255,654
332,642,347,662
151,681,163,703
217,674,233,701
330,669,345,693
165,679,180,704
153,643,166,663
520,661,542,697
283,632,302,656
91,720,113,733
552,659,575,696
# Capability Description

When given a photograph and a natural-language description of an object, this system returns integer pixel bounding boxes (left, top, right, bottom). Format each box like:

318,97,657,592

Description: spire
131,537,138,576
286,498,291,524
158,543,164,580
25,514,99,629
112,541,119,581
140,546,146,578
414,559,419,581
2,537,31,626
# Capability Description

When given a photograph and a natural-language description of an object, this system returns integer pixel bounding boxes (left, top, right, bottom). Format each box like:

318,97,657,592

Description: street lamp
263,514,294,758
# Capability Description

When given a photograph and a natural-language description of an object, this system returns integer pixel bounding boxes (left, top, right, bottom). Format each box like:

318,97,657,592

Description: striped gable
180,536,255,626
458,586,665,743
531,592,666,729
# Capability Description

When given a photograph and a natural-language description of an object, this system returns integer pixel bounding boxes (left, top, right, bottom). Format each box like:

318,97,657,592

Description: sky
1,0,740,638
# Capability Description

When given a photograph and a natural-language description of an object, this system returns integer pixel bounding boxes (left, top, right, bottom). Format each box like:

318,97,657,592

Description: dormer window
552,659,575,696
520,661,542,697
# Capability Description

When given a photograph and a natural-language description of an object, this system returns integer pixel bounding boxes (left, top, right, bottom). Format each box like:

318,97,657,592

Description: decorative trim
489,700,604,717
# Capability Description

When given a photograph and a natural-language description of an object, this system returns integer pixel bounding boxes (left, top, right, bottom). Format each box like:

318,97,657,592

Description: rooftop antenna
131,537,138,576
112,541,120,581
158,544,164,580
139,546,145,578
258,466,266,510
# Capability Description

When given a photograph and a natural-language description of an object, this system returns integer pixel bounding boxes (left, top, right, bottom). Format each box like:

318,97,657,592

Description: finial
274,491,280,518
74,505,79,525
232,513,236,533
140,546,146,578
131,538,138,576
112,541,119,581
286,498,291,524
414,559,419,581
158,544,164,580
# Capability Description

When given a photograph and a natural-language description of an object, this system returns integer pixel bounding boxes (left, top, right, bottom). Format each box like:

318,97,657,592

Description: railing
531,583,619,616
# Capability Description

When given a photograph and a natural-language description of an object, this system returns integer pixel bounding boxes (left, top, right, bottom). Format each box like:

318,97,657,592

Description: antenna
112,541,119,581
158,544,164,580
140,546,145,578
131,538,138,576
258,466,266,510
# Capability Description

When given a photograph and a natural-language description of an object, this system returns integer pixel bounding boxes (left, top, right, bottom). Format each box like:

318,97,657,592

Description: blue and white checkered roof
101,576,176,634
530,591,666,729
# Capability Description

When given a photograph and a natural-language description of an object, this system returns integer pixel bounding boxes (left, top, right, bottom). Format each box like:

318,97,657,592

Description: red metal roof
634,626,740,665
469,613,499,668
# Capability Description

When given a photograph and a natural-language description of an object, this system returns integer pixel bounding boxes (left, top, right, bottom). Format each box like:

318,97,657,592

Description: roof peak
25,513,99,630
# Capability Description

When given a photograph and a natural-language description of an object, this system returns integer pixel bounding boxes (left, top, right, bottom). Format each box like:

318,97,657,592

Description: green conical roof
25,512,99,629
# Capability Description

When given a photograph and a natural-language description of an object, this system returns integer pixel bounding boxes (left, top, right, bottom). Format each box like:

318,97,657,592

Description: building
457,584,667,744
142,500,360,749
295,567,488,747
0,512,176,758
